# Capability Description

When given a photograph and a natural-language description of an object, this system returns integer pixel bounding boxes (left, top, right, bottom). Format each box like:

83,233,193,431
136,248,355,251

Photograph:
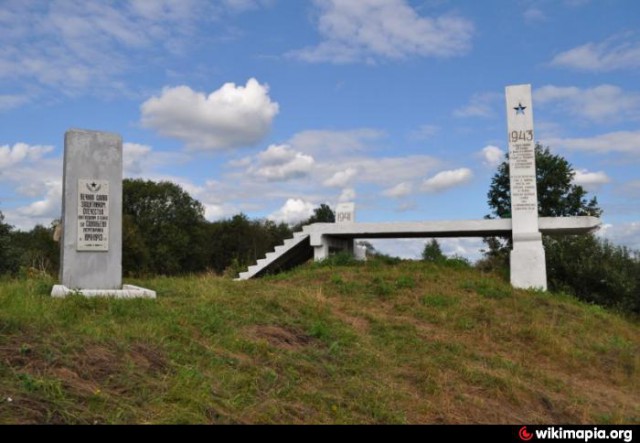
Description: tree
293,203,335,231
483,144,640,313
483,144,603,263
122,179,208,275
488,144,602,219
12,223,59,275
422,239,446,262
207,214,292,275
544,235,639,313
308,204,335,223
0,210,19,275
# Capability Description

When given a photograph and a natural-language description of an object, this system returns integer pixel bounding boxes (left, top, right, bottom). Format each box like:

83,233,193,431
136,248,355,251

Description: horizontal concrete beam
304,216,600,246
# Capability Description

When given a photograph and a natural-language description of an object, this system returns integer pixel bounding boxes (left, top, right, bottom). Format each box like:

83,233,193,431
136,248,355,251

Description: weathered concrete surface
51,284,156,299
506,84,546,290
60,129,123,290
235,233,311,281
304,217,600,244
235,216,600,281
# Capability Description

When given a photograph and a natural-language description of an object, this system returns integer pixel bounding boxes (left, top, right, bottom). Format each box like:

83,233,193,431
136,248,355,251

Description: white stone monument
51,129,155,298
505,85,547,290
336,202,356,223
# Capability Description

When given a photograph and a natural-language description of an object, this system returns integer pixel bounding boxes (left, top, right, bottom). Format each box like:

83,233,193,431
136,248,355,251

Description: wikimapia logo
518,426,634,442
519,426,534,441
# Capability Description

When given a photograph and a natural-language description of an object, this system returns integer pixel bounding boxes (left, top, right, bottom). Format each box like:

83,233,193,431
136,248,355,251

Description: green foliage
484,144,603,264
0,264,638,423
293,203,336,232
420,294,458,308
481,144,640,313
0,211,20,275
123,179,208,275
11,223,59,276
316,251,361,268
460,279,512,300
394,276,415,289
442,255,472,269
487,144,602,219
308,204,336,224
422,239,445,262
545,235,640,313
210,214,292,275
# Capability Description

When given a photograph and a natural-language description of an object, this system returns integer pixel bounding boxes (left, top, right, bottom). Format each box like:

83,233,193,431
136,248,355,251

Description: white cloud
222,0,272,12
480,145,504,168
550,34,640,72
0,1,271,102
0,1,204,97
250,144,315,181
332,155,441,188
421,168,473,193
288,128,385,157
523,7,546,24
597,222,640,250
323,167,357,187
0,143,54,169
140,78,279,150
205,128,443,223
382,182,412,198
203,203,230,221
408,124,439,141
454,92,500,118
339,187,356,202
268,198,316,225
15,180,62,219
534,84,640,122
289,0,474,63
0,94,29,111
573,169,611,188
545,131,640,155
123,142,152,176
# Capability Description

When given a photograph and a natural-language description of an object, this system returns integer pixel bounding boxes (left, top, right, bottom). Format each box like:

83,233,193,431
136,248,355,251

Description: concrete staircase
235,216,601,281
235,231,313,280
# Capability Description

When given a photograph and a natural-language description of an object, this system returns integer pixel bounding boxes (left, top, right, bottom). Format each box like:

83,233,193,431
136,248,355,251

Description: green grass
0,259,638,424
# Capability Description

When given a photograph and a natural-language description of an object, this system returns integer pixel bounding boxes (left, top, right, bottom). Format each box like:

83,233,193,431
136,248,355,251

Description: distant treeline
0,179,334,279
0,178,638,314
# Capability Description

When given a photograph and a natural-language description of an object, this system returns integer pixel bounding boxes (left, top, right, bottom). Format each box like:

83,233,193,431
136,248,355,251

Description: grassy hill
0,259,637,424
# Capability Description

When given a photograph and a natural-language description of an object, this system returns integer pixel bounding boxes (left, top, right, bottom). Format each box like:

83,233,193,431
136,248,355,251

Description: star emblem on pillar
86,182,102,192
514,103,527,115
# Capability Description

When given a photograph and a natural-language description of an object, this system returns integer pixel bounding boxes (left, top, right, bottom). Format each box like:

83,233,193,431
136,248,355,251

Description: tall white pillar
505,85,547,290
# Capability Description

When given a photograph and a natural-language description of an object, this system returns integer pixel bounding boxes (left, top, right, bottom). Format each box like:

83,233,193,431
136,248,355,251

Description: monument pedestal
510,234,547,291
51,284,156,299
51,129,154,299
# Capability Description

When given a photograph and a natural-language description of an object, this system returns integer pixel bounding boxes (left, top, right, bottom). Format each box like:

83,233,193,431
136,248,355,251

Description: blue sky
1,0,639,259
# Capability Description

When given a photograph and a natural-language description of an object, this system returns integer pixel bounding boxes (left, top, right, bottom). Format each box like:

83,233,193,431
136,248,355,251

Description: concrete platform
304,216,601,242
51,284,156,299
236,216,601,280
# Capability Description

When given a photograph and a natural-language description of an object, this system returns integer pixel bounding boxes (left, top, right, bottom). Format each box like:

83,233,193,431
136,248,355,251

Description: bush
545,235,639,313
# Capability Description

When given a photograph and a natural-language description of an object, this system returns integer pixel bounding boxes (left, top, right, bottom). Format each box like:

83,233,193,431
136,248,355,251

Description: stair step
235,233,311,280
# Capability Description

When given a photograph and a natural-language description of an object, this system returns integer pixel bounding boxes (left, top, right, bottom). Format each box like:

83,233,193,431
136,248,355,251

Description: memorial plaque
77,179,110,251
336,202,355,223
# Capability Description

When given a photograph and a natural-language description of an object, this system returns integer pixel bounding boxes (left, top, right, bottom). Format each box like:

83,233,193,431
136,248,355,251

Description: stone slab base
510,240,547,291
51,284,156,299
